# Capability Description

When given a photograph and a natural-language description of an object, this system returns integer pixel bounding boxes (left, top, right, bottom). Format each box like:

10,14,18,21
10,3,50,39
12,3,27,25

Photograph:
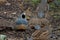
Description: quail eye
22,14,25,19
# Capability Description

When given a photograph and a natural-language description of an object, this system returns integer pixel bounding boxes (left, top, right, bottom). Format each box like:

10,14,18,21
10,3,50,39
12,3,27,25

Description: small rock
12,12,16,15
50,34,57,39
0,34,7,40
4,12,7,14
34,25,41,30
27,37,33,40
5,2,11,5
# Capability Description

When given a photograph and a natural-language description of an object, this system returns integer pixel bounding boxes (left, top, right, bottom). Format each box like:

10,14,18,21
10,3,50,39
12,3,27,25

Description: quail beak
26,16,30,21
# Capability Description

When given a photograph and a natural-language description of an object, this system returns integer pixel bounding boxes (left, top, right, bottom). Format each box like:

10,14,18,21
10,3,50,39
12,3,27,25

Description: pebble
5,2,11,6
34,25,41,30
12,12,16,15
0,34,7,40
27,37,33,40
4,12,7,14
